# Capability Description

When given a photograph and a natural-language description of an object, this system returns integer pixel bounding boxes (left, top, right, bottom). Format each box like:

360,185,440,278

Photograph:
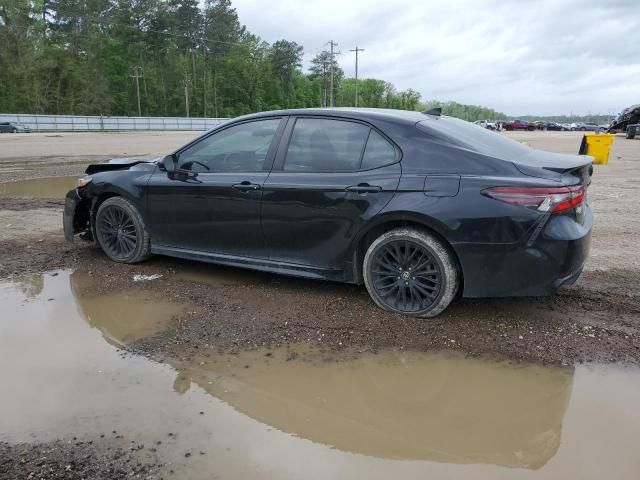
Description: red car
500,119,535,131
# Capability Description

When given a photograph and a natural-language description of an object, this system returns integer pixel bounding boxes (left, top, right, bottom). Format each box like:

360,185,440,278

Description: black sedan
63,108,593,317
536,122,566,131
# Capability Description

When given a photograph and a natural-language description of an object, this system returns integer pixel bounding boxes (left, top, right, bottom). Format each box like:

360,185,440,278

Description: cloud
232,0,640,115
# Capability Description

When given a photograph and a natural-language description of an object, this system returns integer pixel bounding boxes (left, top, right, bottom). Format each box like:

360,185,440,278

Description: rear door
261,117,401,270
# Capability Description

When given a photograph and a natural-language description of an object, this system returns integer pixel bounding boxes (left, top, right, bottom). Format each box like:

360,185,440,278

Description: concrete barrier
0,114,229,132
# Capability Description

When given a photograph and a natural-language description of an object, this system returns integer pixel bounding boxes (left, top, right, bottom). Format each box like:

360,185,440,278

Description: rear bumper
456,208,592,297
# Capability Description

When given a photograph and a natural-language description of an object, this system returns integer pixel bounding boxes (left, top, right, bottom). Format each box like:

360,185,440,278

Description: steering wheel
181,160,210,171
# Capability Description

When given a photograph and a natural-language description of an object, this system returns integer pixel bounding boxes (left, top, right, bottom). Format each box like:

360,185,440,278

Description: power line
349,46,364,107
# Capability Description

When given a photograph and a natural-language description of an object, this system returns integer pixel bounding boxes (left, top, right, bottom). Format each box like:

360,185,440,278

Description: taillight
482,185,585,213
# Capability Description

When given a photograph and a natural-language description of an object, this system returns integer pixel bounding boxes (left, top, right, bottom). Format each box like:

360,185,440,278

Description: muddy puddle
1,270,640,479
0,175,77,198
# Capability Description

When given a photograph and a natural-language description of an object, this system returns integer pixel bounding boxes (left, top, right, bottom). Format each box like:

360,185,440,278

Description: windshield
417,117,531,161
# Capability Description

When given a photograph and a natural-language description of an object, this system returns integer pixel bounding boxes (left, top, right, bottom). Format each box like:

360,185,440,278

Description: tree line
4,0,596,124
0,0,427,118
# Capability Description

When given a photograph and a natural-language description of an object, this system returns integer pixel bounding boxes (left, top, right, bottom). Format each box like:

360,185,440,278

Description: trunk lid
512,150,593,186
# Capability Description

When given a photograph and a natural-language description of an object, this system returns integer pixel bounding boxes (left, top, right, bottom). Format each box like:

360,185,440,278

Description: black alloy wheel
370,239,442,312
97,204,138,260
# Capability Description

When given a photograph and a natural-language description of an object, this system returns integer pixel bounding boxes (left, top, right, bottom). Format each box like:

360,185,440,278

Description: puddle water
69,271,186,347
0,176,77,198
1,271,640,479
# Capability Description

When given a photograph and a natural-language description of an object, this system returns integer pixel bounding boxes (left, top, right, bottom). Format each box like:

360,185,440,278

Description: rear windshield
417,117,530,160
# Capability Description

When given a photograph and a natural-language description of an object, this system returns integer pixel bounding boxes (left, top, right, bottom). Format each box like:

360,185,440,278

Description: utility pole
203,49,207,117
349,46,364,107
183,72,191,118
321,62,327,108
131,66,142,117
328,40,338,108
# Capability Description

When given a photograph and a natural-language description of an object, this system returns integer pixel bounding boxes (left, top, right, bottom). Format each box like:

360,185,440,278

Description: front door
145,117,285,257
261,117,401,270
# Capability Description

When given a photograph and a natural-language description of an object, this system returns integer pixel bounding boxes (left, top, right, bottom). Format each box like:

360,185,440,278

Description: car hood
85,155,161,174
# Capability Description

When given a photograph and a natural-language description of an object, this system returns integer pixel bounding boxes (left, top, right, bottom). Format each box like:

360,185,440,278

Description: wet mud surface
0,436,164,480
1,131,640,478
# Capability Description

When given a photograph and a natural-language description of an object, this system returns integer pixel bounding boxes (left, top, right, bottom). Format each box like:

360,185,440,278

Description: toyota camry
63,108,593,317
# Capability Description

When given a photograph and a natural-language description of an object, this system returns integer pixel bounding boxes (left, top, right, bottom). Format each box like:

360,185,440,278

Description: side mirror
162,154,177,173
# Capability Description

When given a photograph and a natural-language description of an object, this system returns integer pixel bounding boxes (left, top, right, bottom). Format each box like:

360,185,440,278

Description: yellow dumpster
578,133,615,165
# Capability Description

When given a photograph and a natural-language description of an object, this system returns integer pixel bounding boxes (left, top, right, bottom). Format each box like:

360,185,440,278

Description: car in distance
571,122,605,132
500,119,536,131
63,108,594,317
535,122,566,131
473,119,497,130
0,122,31,133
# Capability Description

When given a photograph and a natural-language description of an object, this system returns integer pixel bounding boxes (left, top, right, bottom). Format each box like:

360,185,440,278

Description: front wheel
95,196,151,263
363,228,459,317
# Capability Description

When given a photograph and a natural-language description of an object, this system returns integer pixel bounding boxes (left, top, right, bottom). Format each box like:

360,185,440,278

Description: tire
11,128,16,133
95,196,151,263
363,228,459,318
626,127,636,139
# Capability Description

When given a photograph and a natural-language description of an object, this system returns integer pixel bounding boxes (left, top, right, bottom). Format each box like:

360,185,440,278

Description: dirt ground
1,130,640,479
0,130,639,367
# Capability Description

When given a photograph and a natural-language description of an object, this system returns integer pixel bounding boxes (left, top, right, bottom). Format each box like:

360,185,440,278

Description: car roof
232,107,431,126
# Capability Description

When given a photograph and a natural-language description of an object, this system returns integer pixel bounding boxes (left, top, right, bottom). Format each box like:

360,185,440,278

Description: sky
231,0,640,116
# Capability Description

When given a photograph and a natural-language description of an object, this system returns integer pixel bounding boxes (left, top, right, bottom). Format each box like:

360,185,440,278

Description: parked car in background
536,122,566,131
571,122,604,132
583,122,604,132
64,108,594,318
473,120,497,130
0,122,31,133
501,119,535,131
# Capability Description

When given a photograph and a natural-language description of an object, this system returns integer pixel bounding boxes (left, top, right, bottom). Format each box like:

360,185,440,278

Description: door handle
232,181,261,192
345,183,382,193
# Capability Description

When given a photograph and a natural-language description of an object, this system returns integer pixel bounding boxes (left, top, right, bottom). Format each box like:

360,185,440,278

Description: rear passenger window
361,130,396,169
284,118,369,172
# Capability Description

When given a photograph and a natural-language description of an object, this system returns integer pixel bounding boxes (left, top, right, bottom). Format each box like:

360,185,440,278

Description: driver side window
178,119,281,173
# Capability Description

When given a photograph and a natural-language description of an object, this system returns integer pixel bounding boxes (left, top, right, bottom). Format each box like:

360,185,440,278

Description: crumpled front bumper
63,189,81,242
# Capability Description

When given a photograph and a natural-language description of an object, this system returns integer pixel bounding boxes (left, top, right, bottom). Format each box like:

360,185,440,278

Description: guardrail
0,114,229,132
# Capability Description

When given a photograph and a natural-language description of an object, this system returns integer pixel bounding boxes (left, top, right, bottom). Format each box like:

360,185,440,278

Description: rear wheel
363,228,459,317
626,127,636,139
95,197,151,263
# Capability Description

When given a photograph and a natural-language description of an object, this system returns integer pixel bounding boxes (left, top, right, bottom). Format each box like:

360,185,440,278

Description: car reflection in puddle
1,270,640,480
171,348,572,468
69,270,186,347
70,270,572,468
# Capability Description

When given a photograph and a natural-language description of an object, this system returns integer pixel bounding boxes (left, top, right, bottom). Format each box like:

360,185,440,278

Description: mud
0,437,164,480
1,271,640,479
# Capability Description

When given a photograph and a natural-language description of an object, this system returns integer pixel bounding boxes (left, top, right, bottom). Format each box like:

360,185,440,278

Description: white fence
0,113,229,132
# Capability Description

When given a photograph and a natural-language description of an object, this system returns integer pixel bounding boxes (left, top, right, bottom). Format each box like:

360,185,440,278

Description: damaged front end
63,156,159,243
63,184,93,243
